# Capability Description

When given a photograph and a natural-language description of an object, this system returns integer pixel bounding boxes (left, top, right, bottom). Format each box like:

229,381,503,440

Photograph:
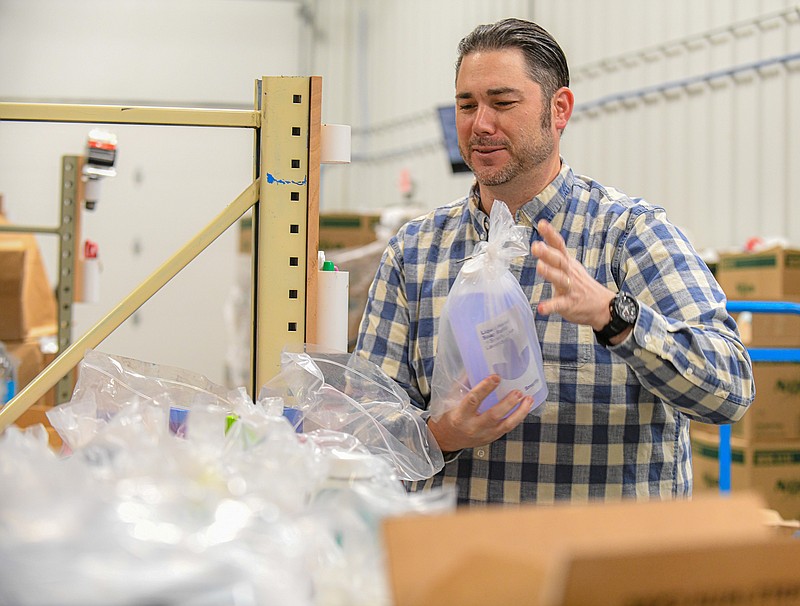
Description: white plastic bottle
0,341,18,406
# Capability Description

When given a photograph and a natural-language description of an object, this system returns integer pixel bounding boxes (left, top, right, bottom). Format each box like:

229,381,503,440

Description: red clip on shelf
718,300,800,493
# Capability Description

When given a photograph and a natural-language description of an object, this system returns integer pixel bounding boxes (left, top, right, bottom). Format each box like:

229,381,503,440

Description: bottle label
475,306,543,397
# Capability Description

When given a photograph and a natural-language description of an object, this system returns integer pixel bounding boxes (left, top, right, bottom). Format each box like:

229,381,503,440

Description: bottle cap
322,260,335,271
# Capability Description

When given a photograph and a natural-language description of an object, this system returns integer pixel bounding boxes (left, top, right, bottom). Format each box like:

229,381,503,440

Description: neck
479,155,561,216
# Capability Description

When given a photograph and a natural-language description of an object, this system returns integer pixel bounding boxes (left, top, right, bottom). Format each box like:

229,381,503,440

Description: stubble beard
461,108,556,188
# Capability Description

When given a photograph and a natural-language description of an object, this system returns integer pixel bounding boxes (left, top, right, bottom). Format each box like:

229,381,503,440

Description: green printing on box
753,450,800,466
720,251,800,271
693,442,745,464
694,443,800,467
720,255,778,270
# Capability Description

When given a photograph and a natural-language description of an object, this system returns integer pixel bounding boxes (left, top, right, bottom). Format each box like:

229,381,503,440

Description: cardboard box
739,363,800,442
692,431,800,522
692,362,800,442
560,539,800,605
6,337,47,388
5,336,61,407
0,214,57,340
5,336,65,449
238,215,252,255
382,493,800,606
734,310,800,348
716,246,800,301
319,212,380,250
12,403,63,450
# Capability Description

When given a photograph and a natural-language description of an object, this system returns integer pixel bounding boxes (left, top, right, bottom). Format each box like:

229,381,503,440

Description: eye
458,103,476,111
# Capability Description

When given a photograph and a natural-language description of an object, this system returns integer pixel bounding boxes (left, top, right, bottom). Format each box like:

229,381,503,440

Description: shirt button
644,335,650,344
476,449,486,458
634,348,643,357
686,368,694,376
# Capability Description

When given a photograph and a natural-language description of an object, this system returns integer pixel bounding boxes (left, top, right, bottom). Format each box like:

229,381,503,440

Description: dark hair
455,18,570,100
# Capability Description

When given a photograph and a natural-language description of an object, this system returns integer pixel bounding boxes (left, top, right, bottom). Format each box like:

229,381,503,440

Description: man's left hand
531,219,615,332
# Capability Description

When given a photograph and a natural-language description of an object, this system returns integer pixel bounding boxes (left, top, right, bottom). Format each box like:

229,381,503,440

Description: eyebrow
456,87,521,100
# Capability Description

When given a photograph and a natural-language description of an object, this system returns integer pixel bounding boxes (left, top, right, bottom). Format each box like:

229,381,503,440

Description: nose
472,104,497,135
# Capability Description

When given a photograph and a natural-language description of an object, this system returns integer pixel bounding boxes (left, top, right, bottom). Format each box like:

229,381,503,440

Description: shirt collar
469,160,574,231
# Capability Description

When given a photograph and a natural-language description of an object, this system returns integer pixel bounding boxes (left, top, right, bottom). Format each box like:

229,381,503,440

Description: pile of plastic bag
0,347,449,606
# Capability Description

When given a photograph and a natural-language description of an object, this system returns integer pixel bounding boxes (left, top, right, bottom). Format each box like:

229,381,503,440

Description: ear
552,87,574,132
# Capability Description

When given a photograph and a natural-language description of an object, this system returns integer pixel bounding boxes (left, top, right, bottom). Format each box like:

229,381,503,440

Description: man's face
455,48,556,187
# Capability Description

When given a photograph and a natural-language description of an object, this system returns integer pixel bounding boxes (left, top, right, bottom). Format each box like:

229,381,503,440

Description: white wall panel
0,0,302,386
320,0,800,254
324,0,799,255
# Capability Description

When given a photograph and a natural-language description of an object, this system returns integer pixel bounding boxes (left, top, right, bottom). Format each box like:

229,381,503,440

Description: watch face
615,294,639,324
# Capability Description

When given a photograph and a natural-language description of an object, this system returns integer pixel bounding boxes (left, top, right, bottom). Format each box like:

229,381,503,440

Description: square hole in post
291,159,300,169
290,224,299,234
293,94,302,103
288,322,298,332
289,257,299,267
291,127,301,136
289,289,298,299
291,192,300,201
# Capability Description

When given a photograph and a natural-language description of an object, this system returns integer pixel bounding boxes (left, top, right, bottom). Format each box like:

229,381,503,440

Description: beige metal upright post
252,76,322,394
55,156,82,404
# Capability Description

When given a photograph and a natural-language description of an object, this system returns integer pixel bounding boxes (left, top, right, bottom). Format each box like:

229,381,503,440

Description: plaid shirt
355,162,754,505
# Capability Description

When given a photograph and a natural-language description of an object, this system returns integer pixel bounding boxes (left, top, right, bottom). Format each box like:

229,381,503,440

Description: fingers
531,222,569,278
501,394,534,429
532,219,575,316
464,374,501,414
432,379,533,451
536,219,568,255
488,390,533,425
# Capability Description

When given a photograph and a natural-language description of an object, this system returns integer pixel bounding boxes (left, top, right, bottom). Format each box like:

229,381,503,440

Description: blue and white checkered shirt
355,161,754,505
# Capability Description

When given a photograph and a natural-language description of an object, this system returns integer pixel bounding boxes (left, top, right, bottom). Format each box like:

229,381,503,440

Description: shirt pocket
538,317,594,369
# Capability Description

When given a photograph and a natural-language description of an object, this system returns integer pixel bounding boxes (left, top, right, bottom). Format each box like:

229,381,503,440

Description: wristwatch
594,293,639,346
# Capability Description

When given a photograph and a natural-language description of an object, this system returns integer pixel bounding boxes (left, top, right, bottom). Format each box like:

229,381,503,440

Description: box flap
382,493,770,606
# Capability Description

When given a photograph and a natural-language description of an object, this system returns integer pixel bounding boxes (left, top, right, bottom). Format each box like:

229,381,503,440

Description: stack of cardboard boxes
692,247,800,521
0,206,61,447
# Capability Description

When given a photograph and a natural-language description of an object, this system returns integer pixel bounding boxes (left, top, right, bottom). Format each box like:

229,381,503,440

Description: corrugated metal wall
315,0,800,253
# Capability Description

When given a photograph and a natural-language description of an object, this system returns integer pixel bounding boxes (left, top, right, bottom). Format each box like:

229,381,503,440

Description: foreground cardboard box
716,246,800,301
0,213,57,340
692,431,800,521
694,363,800,442
382,493,800,606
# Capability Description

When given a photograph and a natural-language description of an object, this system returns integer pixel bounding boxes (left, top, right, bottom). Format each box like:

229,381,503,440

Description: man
354,18,754,505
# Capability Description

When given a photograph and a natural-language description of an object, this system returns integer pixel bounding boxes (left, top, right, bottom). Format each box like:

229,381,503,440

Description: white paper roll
83,257,101,303
320,124,351,164
316,269,349,352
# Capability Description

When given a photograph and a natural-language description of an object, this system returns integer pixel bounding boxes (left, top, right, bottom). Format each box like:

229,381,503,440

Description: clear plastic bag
430,200,548,420
46,349,247,451
258,345,444,482
2,350,454,606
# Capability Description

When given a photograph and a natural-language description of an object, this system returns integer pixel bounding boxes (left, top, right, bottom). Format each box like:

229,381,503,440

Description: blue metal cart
719,300,800,492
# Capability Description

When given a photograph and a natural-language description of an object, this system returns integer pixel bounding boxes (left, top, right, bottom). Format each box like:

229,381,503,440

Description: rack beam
0,102,259,128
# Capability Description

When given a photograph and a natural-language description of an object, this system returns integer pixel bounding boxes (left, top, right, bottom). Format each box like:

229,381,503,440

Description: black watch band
594,293,639,347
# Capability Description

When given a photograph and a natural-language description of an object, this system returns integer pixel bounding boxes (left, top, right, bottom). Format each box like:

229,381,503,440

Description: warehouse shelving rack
0,76,327,431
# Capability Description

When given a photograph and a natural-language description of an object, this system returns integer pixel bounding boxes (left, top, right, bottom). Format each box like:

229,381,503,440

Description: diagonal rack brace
0,181,258,430
0,76,325,432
